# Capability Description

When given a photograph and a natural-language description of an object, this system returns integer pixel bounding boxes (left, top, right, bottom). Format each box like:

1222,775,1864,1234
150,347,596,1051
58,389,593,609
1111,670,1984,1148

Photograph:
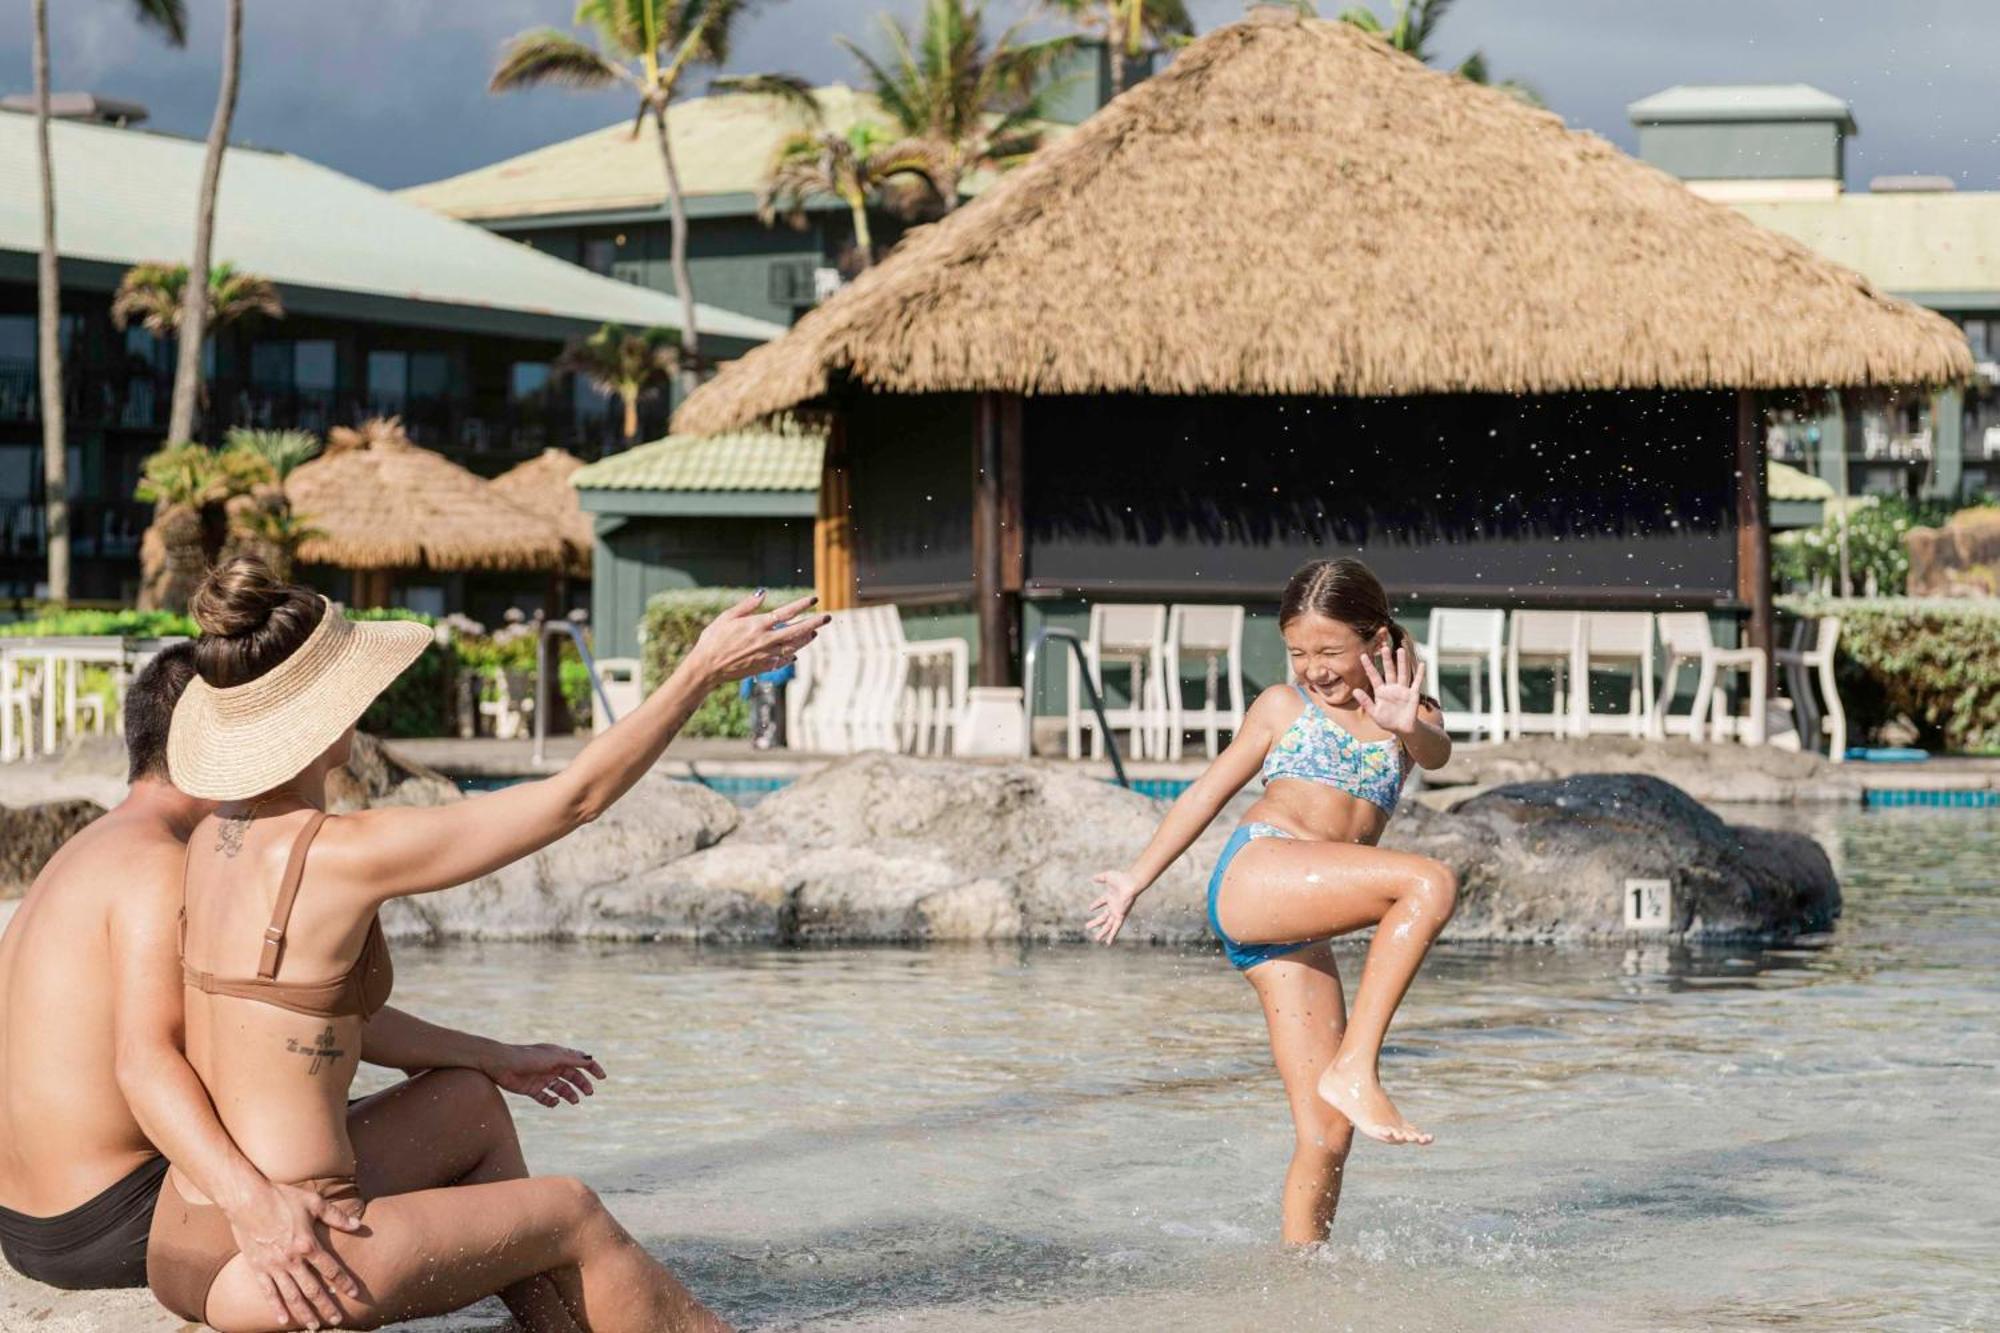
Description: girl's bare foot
1315,1055,1432,1145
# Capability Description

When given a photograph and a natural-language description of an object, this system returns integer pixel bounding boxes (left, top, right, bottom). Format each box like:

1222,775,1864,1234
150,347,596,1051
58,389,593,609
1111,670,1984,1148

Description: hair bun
190,556,291,638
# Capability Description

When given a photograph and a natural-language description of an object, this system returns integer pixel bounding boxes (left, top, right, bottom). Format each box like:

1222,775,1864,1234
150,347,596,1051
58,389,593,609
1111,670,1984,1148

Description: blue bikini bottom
1206,822,1321,971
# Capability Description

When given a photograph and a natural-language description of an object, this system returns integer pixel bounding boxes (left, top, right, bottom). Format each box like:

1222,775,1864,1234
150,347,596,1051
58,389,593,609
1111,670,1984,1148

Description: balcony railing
0,360,642,457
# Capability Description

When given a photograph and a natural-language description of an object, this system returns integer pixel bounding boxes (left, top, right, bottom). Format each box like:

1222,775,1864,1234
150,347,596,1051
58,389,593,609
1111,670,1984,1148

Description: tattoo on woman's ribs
285,1025,346,1075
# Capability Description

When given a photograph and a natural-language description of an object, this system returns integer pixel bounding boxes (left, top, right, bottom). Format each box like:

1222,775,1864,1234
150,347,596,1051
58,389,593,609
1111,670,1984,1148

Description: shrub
1781,597,2000,753
1773,497,1957,597
348,609,454,738
639,586,809,739
0,608,196,638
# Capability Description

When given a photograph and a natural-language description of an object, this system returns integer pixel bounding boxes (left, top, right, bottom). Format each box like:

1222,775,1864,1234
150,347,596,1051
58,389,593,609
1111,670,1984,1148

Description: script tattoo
285,1025,347,1075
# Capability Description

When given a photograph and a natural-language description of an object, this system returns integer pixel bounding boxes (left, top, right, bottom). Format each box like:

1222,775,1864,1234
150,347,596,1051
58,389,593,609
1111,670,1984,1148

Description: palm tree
1323,0,1539,103
133,432,311,608
30,0,186,604
492,1,755,400
168,0,245,446
557,323,680,442
110,261,284,338
840,0,1074,210
224,427,319,480
714,74,948,270
1040,0,1193,93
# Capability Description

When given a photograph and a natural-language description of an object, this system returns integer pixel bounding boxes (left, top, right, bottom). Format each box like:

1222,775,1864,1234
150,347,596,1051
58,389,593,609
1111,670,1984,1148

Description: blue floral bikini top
1260,683,1410,815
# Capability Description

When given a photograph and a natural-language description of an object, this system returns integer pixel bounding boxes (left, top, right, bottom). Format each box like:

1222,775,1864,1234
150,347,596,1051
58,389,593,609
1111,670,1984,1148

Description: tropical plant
1040,0,1193,93
491,0,757,399
30,0,187,603
714,74,948,268
840,0,1074,209
133,435,313,610
557,323,680,441
110,261,284,337
1301,0,1540,103
223,427,320,480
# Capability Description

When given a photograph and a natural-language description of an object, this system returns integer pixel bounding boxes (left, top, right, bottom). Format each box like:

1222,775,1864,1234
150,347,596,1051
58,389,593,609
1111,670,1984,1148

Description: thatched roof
675,8,1971,436
492,449,594,572
287,419,573,572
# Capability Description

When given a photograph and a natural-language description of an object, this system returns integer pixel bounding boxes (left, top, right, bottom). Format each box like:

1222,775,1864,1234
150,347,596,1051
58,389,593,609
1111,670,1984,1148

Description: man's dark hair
125,643,197,784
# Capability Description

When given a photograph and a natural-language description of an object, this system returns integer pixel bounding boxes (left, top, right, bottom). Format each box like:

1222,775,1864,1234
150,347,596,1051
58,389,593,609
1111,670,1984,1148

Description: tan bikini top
179,811,393,1020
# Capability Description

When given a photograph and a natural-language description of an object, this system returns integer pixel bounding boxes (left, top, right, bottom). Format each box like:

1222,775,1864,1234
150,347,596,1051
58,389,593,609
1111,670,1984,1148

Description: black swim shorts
0,1155,169,1289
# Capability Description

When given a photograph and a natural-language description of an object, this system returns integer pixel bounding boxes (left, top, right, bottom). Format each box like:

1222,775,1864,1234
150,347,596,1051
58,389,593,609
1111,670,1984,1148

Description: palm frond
711,71,824,124
110,262,188,336
223,428,320,480
132,0,189,46
1335,6,1382,32
490,29,625,93
207,263,284,328
574,0,650,57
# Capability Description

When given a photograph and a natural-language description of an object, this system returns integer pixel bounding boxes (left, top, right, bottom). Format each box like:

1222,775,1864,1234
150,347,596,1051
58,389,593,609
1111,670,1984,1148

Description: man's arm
107,850,361,1328
365,1007,605,1108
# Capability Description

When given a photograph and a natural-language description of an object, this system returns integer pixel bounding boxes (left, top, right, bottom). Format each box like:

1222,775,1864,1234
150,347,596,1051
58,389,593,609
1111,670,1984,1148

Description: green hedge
639,586,809,739
1781,597,2000,753
1773,497,1956,597
0,609,196,638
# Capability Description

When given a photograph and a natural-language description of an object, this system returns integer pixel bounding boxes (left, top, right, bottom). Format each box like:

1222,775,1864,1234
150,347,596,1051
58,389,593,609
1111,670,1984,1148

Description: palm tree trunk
848,192,874,270
1106,11,1126,94
621,387,639,441
649,101,700,402
32,0,68,604
167,0,243,445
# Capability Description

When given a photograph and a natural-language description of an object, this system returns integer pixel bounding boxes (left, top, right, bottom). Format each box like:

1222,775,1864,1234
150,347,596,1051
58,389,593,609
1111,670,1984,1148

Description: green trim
578,489,816,517
475,190,844,232
1893,290,2000,313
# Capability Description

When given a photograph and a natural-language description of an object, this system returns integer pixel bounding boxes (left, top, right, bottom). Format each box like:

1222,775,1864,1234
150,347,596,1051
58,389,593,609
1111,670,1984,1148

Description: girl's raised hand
1087,870,1143,945
1355,640,1425,736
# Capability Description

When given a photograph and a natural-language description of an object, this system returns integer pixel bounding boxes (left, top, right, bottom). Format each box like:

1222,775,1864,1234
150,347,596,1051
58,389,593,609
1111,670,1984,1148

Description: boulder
589,753,1229,944
1386,774,1840,942
324,732,461,812
1905,506,2000,598
1422,736,1863,805
0,798,106,895
381,774,740,940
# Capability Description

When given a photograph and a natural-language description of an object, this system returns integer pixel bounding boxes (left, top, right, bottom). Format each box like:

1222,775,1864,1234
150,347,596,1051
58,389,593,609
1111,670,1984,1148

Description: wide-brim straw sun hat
168,598,432,800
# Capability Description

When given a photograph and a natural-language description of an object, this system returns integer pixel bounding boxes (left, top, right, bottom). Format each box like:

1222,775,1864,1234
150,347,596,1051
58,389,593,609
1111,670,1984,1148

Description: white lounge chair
791,606,968,755
1423,609,1506,741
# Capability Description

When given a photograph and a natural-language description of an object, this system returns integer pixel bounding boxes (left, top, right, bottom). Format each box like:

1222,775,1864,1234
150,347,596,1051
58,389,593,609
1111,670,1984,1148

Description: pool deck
388,735,2000,804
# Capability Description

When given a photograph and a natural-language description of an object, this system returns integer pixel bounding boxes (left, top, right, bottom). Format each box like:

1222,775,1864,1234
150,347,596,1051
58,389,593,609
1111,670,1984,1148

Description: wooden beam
1735,389,1773,677
973,392,1023,687
814,412,855,610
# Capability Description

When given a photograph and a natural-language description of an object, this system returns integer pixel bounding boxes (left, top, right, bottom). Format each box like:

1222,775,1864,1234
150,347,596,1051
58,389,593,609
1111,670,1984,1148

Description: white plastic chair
1579,612,1658,738
1,652,44,763
1776,616,1846,761
1071,603,1169,761
1654,612,1766,744
1507,610,1583,738
478,667,534,740
1164,604,1246,760
791,607,967,755
591,657,644,734
1423,609,1506,741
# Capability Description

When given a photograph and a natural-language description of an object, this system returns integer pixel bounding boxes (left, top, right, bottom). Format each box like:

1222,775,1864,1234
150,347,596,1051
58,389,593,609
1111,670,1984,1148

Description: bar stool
1776,616,1846,760
1165,604,1245,760
1655,612,1766,744
1507,610,1583,738
1579,612,1658,738
1071,603,1169,760
1422,609,1506,741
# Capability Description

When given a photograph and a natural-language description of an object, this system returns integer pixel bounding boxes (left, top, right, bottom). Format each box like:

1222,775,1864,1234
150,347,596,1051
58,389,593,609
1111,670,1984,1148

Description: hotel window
1962,318,1992,364
582,237,617,276
366,350,452,411
510,361,552,400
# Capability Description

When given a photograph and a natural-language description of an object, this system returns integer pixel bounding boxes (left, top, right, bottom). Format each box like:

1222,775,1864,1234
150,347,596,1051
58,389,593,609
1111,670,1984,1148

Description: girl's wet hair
1279,558,1439,707
189,555,326,689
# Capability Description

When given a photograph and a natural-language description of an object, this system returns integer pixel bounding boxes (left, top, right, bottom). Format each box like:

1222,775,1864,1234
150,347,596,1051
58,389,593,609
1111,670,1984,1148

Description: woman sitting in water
1087,558,1457,1245
151,556,823,1332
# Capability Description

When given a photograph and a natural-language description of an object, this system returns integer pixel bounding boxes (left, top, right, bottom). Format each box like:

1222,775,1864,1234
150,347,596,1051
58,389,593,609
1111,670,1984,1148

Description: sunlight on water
373,808,2000,1331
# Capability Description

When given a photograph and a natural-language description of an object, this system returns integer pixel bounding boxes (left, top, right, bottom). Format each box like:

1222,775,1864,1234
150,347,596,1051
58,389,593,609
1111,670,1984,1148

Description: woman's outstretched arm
1086,685,1286,943
324,592,824,903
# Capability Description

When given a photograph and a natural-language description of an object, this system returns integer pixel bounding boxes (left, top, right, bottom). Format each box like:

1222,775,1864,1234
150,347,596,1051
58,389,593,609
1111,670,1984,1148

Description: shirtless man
0,645,600,1329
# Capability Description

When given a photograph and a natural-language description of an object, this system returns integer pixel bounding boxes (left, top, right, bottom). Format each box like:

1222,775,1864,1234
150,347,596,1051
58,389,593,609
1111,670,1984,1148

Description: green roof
1734,190,2000,301
1628,84,1855,130
0,109,785,342
571,424,823,493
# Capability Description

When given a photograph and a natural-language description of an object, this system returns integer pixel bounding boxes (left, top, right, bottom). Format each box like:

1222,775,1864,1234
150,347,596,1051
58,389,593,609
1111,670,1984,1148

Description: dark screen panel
850,392,976,595
1023,392,1739,602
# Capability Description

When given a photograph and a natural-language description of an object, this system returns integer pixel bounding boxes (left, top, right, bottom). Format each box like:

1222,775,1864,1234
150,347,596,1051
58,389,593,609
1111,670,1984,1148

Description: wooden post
814,412,855,610
973,392,1023,687
1735,390,1773,678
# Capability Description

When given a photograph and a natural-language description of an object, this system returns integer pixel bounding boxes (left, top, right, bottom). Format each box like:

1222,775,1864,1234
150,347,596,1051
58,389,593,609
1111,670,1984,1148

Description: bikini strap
258,812,329,980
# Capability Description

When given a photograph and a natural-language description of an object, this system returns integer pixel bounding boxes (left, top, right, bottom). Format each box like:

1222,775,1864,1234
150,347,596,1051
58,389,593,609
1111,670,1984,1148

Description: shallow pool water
375,807,2000,1331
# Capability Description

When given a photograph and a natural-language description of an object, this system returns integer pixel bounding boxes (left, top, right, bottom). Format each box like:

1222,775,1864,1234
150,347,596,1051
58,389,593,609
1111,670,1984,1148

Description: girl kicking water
1086,558,1457,1244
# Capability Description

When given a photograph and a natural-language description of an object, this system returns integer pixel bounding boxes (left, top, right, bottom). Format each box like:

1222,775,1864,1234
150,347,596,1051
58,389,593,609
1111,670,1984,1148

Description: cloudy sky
4,0,1996,191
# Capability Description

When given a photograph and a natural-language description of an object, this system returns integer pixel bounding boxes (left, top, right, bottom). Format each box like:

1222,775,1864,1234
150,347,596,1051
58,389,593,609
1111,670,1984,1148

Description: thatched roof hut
676,9,1966,437
287,419,573,576
492,448,594,572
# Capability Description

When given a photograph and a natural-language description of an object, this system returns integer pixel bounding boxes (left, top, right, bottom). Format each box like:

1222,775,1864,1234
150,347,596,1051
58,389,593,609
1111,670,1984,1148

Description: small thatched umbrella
286,418,572,607
492,449,594,573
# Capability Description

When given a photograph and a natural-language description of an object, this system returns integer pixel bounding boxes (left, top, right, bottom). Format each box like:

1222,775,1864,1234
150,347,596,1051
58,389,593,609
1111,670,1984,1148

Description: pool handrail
1023,626,1130,790
532,618,620,766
